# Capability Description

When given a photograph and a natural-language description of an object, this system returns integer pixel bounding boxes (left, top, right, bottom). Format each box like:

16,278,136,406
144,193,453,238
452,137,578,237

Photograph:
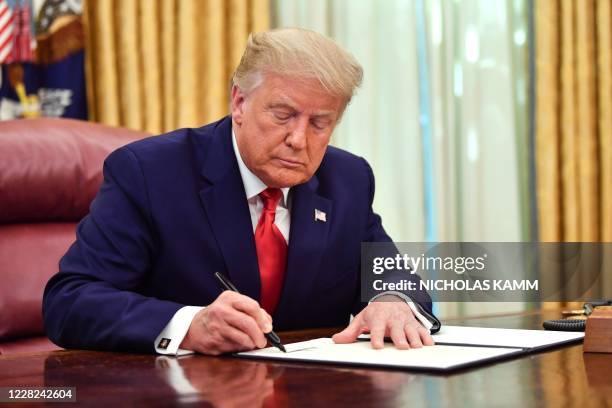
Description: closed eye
274,112,293,121
311,118,331,130
269,107,296,121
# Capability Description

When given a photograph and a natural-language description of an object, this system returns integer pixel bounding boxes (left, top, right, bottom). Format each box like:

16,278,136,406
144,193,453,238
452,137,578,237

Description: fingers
332,315,363,344
404,324,423,348
220,325,257,351
227,292,272,333
349,300,437,350
389,322,410,350
369,319,386,349
196,291,271,354
224,308,268,349
418,326,435,346
263,310,273,325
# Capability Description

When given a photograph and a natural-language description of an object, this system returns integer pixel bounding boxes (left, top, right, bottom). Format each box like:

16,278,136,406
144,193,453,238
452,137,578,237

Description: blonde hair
232,28,363,104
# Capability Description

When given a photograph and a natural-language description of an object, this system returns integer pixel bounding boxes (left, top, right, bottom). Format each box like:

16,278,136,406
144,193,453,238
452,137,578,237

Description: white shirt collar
232,130,290,205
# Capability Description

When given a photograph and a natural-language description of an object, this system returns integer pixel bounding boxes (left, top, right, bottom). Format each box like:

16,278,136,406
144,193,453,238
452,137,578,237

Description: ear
230,85,246,126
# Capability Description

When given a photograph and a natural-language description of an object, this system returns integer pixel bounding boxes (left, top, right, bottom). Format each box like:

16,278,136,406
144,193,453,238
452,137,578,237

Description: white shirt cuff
369,291,433,331
154,306,204,355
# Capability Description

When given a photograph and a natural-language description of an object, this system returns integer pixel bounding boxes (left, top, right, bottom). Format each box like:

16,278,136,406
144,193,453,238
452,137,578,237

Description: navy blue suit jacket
43,116,433,353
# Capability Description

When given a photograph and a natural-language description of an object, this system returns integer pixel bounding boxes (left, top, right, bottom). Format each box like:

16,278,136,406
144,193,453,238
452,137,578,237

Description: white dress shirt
154,130,431,355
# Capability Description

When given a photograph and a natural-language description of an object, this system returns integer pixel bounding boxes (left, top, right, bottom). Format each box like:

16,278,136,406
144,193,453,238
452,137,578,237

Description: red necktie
255,188,287,314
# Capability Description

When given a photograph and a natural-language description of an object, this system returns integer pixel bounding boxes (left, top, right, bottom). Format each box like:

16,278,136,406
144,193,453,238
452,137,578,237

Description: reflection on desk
41,350,416,407
0,310,611,407
155,356,280,405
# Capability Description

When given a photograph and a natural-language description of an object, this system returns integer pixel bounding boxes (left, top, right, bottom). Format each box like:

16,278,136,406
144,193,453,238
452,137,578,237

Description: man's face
231,73,345,188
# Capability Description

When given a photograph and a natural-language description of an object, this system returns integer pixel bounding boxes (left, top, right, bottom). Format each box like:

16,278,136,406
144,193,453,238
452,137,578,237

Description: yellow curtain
83,0,270,134
536,0,612,242
536,0,612,308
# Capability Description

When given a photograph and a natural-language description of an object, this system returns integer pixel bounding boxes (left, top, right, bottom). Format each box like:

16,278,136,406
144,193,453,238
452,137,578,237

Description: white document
358,325,585,349
237,338,521,371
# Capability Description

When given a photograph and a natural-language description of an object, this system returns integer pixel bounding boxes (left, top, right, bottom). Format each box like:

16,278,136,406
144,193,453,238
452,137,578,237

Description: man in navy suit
43,28,437,355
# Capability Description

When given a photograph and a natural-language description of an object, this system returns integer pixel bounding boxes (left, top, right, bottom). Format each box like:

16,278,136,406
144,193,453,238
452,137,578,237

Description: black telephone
543,300,612,331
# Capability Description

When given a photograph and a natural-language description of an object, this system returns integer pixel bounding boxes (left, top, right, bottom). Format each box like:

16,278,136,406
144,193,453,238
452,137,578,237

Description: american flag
0,0,33,64
0,0,14,63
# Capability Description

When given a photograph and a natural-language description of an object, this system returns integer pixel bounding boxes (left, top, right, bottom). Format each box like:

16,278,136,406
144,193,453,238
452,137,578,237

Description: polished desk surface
1,310,611,407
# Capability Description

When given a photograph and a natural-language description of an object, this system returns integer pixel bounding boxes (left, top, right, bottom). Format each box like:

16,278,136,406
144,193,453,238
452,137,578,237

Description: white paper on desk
358,325,584,349
237,338,521,371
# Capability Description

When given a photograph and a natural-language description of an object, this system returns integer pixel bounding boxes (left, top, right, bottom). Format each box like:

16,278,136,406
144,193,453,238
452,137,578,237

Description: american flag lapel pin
314,209,327,222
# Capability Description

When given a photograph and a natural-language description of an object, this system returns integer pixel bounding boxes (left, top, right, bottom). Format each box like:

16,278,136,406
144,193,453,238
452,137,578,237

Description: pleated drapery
83,0,270,134
536,0,612,307
536,0,612,243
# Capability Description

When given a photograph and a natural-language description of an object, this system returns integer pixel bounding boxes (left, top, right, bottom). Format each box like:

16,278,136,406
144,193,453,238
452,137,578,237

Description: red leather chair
0,118,148,355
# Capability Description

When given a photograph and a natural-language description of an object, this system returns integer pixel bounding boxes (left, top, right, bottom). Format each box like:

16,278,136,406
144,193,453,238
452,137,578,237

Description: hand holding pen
178,272,286,354
214,272,286,352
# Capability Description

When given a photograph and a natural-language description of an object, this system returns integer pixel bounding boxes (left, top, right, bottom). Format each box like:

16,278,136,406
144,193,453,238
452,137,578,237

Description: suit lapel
274,177,332,324
197,118,261,300
195,117,334,317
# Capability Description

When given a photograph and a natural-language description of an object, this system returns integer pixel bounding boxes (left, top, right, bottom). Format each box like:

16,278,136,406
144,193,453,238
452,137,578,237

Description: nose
285,117,308,150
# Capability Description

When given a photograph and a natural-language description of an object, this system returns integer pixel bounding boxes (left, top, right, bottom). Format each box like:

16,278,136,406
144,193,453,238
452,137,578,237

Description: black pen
214,271,286,353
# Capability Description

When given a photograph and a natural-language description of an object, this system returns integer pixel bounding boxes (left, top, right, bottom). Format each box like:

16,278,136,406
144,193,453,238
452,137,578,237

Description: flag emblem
0,0,15,63
314,209,326,222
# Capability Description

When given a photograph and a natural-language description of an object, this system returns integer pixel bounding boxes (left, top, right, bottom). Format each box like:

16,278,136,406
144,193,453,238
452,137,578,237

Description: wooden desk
1,310,611,407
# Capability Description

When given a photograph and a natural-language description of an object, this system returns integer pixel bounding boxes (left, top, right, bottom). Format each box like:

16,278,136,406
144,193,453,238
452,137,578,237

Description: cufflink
158,338,171,350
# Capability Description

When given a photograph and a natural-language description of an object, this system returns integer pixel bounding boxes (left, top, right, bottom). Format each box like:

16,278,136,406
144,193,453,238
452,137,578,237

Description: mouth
276,158,304,169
